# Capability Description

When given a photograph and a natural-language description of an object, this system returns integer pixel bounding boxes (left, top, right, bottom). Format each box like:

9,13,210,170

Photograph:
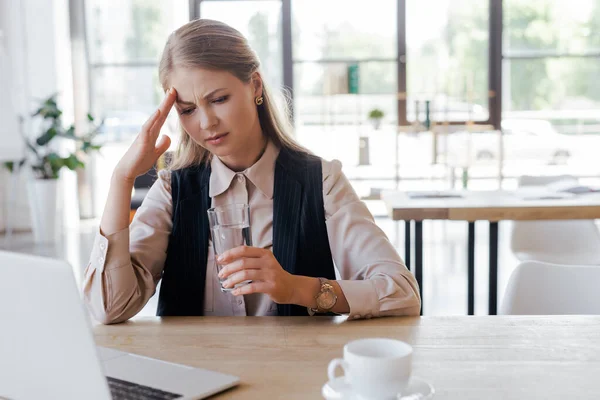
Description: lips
206,132,229,144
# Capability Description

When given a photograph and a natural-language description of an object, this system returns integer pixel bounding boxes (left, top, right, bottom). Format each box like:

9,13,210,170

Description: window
504,0,600,55
291,0,397,126
292,0,396,61
502,0,600,179
406,0,490,123
199,1,283,92
85,0,188,216
86,0,188,139
83,0,600,198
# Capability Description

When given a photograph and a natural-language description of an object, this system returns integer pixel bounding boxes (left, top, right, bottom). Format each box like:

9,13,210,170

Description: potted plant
4,95,102,243
368,108,385,130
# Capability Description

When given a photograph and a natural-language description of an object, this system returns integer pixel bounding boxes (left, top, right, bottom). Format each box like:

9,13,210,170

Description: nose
199,108,218,130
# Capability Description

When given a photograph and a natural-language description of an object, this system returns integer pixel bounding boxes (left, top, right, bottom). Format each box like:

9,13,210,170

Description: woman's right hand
113,87,177,183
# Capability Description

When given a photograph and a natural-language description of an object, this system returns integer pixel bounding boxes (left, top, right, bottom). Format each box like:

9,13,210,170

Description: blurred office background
2,0,600,315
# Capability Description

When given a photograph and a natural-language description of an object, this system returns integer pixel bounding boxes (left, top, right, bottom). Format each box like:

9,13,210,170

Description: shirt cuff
91,227,130,273
337,279,380,320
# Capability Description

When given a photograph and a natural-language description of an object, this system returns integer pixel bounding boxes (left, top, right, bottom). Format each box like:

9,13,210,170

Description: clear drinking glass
207,203,253,292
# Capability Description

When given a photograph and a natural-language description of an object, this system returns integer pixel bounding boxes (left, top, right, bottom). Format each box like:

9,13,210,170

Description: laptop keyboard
107,376,183,400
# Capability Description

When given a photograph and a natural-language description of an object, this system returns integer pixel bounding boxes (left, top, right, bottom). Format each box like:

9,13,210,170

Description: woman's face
169,67,263,169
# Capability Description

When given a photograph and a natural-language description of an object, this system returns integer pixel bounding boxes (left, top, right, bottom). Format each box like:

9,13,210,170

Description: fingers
231,281,270,297
222,269,264,289
141,109,161,134
218,245,265,264
218,256,263,280
154,135,171,155
149,87,177,137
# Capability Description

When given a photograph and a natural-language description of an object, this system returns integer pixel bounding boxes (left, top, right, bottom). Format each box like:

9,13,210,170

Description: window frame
195,0,503,128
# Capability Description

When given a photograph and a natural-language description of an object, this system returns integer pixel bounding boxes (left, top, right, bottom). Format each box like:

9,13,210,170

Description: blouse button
99,242,106,251
98,256,105,264
237,174,244,183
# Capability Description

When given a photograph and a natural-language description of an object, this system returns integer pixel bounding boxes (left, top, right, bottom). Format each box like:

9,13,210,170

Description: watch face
317,290,337,310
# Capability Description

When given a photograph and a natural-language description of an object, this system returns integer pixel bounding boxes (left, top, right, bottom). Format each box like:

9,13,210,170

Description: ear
251,71,263,98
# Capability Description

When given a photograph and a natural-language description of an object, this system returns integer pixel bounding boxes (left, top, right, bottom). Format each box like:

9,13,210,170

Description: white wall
0,0,77,233
0,0,26,160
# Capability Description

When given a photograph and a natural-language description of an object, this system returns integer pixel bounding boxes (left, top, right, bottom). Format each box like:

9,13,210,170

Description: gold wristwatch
308,278,337,315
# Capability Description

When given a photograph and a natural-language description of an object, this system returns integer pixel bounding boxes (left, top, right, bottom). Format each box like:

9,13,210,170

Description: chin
205,144,234,159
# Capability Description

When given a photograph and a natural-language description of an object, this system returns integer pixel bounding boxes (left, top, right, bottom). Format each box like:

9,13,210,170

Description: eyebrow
175,88,227,106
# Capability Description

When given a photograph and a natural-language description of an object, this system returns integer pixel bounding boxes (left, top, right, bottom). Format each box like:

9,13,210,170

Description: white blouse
83,141,421,323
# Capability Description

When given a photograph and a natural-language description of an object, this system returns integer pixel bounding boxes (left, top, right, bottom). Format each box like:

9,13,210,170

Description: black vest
157,148,336,316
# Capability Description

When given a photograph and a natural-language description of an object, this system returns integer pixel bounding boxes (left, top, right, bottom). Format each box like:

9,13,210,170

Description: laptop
0,250,240,400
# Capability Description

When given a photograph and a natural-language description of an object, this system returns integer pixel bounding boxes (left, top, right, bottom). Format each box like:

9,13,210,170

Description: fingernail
218,271,223,278
223,280,230,288
233,289,240,296
217,255,224,263
169,87,175,94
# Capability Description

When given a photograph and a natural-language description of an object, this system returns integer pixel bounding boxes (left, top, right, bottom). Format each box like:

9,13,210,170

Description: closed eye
211,95,229,104
179,108,195,116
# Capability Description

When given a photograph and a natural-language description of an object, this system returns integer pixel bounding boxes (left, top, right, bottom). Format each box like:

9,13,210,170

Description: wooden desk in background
94,316,600,399
382,190,600,315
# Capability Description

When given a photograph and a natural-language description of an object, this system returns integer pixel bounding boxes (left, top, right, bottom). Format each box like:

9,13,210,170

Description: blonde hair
159,19,308,170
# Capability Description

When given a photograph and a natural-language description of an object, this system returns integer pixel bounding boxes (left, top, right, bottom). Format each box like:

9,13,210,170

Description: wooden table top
93,316,600,399
382,190,600,221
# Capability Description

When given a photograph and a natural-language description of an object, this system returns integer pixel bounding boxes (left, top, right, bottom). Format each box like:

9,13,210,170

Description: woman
83,19,420,324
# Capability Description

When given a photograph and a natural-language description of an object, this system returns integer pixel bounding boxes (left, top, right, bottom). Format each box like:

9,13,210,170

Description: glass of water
207,203,252,292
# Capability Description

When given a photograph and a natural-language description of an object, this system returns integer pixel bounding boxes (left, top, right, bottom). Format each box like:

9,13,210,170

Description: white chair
500,260,600,315
510,175,600,265
517,174,578,188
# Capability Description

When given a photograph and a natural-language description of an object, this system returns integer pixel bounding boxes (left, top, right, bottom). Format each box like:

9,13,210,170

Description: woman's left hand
217,246,297,303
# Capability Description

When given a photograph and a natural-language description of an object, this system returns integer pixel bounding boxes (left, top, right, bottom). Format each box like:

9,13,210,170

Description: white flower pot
27,179,59,243
370,118,382,130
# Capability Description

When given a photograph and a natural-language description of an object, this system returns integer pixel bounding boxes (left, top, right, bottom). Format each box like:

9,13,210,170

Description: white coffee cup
327,338,413,399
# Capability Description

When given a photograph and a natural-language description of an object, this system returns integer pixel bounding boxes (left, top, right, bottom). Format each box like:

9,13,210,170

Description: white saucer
322,376,435,400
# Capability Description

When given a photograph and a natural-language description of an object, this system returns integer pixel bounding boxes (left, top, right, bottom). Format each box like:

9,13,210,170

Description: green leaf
4,159,26,172
46,152,62,165
63,154,84,171
39,107,61,120
45,153,63,179
44,97,57,107
81,141,102,153
65,126,76,137
368,109,384,119
32,107,44,117
36,127,58,146
64,155,77,170
32,95,62,120
26,95,101,177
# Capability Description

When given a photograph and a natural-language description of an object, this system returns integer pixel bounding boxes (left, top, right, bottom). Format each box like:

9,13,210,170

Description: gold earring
255,96,264,106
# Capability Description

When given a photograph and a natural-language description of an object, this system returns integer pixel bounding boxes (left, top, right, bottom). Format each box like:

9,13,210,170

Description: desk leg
489,222,499,315
404,220,411,270
415,221,423,315
468,222,475,315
